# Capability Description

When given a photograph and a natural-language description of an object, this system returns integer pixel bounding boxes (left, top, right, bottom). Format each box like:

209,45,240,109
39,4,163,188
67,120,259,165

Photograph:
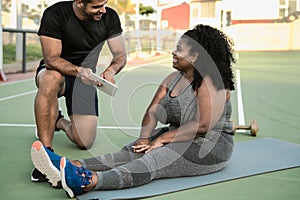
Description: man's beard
82,7,102,21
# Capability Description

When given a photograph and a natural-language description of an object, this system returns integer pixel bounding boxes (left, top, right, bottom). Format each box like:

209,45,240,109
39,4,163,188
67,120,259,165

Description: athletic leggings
79,127,234,190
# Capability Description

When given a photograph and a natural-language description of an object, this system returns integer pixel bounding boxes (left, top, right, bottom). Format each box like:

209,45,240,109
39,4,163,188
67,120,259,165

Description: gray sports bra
156,72,233,133
156,72,197,128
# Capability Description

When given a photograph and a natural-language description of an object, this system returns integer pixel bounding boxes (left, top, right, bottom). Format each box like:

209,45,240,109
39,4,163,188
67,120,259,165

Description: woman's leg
78,127,169,171
93,132,234,190
60,131,234,197
155,132,234,178
79,141,143,171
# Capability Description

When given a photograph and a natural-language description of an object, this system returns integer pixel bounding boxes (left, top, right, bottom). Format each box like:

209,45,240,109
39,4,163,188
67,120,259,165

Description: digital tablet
90,73,118,97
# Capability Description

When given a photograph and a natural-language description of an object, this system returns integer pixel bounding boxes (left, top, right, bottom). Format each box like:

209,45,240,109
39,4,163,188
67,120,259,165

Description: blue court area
0,51,299,199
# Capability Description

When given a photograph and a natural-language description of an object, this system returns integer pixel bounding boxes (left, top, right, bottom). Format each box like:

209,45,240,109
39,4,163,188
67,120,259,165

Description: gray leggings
80,128,234,190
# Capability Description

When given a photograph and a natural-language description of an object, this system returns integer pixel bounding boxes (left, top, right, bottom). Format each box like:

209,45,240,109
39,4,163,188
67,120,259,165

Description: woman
31,24,236,198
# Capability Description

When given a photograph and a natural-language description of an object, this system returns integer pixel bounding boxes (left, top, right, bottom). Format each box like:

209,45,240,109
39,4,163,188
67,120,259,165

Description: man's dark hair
80,0,93,5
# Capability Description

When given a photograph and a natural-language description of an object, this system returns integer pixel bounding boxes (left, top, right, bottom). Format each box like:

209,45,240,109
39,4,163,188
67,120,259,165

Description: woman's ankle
85,172,98,191
70,160,82,167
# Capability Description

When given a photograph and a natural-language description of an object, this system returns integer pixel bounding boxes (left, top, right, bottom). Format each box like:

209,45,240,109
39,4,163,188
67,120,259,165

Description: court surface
0,51,300,199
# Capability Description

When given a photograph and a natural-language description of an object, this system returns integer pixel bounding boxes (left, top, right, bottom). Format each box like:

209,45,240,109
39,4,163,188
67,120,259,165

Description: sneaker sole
60,157,75,198
31,141,61,188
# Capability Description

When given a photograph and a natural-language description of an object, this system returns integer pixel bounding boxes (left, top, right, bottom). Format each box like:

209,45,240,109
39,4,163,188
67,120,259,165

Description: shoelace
76,167,93,188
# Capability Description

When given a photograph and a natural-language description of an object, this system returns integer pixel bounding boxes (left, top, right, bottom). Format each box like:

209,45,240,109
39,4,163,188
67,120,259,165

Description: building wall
161,3,190,30
222,0,300,24
226,0,279,20
189,0,280,29
223,19,300,51
291,19,300,49
190,1,224,29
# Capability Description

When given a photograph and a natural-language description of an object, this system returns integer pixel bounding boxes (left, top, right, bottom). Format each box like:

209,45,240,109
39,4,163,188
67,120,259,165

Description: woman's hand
145,139,164,153
132,138,150,153
132,138,164,153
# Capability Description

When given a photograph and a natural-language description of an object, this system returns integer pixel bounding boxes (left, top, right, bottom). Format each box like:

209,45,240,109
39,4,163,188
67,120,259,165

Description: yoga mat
77,138,300,200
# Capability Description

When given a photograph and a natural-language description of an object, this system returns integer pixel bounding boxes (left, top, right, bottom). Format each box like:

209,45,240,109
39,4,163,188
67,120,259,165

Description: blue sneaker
31,141,62,188
60,157,93,198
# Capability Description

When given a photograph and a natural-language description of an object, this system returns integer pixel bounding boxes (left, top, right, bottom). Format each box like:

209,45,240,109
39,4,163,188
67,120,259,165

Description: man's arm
101,34,127,83
40,35,95,84
40,36,79,76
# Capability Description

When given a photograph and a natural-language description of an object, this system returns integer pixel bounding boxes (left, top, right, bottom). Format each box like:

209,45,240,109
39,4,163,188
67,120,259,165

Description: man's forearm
105,54,127,76
44,57,80,77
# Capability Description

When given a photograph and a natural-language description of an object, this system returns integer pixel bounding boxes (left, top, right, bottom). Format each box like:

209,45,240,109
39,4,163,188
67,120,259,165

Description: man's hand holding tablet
90,73,118,97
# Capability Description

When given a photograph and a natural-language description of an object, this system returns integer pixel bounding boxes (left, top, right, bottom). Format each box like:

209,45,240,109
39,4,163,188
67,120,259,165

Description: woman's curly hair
183,24,235,91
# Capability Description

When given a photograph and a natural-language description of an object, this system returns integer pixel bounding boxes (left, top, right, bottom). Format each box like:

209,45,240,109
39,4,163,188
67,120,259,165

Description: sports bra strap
168,72,183,94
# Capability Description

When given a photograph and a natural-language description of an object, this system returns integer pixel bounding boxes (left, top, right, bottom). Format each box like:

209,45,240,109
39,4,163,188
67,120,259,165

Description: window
279,8,286,17
192,3,200,18
201,1,216,18
279,0,286,5
278,0,297,17
288,0,297,14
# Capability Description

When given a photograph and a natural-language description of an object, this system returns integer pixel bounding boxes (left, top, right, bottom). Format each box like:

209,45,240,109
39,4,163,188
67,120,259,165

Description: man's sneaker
31,168,47,182
55,109,64,132
31,141,62,188
60,157,93,198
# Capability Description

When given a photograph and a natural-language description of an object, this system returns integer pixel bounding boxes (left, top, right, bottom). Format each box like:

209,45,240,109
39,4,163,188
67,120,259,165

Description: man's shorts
35,60,98,116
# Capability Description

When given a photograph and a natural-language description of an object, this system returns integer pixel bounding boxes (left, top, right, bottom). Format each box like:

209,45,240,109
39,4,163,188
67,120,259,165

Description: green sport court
0,51,299,199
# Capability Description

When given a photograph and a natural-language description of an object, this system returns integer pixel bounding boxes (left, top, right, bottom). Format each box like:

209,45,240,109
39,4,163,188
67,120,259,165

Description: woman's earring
193,53,199,64
191,55,197,64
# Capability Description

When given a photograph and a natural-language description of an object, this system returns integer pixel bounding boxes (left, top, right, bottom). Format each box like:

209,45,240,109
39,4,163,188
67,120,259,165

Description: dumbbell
231,119,258,137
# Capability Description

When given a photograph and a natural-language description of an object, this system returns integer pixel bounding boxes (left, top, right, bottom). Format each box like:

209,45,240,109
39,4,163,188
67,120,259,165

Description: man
31,0,127,185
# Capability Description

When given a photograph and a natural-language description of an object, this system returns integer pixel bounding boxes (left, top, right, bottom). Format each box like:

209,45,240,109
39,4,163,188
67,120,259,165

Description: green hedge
3,44,42,64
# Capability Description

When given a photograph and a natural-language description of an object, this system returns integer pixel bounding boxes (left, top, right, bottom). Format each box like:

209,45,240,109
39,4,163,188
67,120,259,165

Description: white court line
0,78,34,86
0,123,140,130
2,68,244,130
0,90,37,102
0,58,169,101
236,69,246,126
97,126,140,130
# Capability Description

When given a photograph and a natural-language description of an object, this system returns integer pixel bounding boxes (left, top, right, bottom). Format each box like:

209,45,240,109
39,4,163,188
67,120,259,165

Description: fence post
2,28,37,75
0,1,8,81
22,32,26,73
